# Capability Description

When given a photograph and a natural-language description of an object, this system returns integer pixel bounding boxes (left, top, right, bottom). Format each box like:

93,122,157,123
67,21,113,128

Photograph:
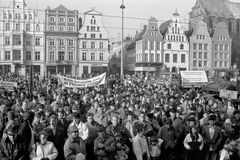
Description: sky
1,0,240,41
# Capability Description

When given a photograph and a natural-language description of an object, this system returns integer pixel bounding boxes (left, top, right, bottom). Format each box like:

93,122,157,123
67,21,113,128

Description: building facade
78,9,109,76
135,17,163,75
189,21,212,73
160,11,189,73
45,5,79,76
0,0,45,76
212,22,232,71
189,0,240,67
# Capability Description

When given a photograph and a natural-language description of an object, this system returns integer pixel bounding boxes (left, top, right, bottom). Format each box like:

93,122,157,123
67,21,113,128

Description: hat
188,117,196,123
69,125,79,133
209,114,217,121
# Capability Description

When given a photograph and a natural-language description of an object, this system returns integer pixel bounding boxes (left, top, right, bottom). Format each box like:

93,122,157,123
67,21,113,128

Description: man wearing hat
64,125,86,160
0,124,26,160
201,114,222,160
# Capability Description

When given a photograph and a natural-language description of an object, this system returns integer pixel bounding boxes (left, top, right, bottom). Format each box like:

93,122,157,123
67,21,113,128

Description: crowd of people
0,73,240,160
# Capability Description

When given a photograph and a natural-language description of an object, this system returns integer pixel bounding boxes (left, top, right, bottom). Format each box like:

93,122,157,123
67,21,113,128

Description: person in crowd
68,112,87,140
93,105,108,127
94,126,108,160
132,123,150,160
133,112,153,137
44,115,66,160
183,125,204,160
222,100,235,118
201,114,223,160
18,111,35,160
0,124,27,160
64,125,86,160
57,109,69,138
148,135,163,160
85,112,100,160
157,118,176,160
30,131,58,160
32,111,45,142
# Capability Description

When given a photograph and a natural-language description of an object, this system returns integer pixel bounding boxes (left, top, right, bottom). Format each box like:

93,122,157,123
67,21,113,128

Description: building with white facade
160,10,189,73
78,9,109,76
134,17,163,75
0,0,45,76
45,5,79,76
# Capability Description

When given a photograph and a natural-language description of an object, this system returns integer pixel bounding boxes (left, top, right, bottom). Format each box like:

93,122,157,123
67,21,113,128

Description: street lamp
120,0,125,77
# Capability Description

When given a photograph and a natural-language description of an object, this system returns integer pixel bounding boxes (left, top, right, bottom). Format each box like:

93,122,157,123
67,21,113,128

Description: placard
219,90,238,100
0,81,17,91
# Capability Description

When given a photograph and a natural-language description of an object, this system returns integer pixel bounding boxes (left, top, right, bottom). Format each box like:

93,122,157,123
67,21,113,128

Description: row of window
49,26,75,32
165,54,186,63
4,36,41,46
144,41,161,50
5,23,41,32
49,16,75,23
193,60,208,67
214,44,229,51
193,43,208,50
49,39,75,47
82,52,104,61
167,43,185,50
196,35,206,40
82,41,104,49
87,26,100,32
167,35,185,42
218,36,227,41
215,52,229,59
193,52,208,59
171,27,181,34
83,33,102,39
48,51,104,61
4,50,40,61
3,12,33,20
136,53,161,62
214,61,229,68
49,51,74,61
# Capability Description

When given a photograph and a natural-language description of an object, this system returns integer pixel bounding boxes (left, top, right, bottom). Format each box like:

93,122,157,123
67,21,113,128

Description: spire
173,8,180,17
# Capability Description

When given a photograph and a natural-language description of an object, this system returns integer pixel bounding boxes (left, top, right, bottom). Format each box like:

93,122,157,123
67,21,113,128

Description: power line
0,6,235,31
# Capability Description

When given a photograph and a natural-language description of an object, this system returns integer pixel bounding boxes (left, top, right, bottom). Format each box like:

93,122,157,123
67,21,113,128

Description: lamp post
120,0,125,77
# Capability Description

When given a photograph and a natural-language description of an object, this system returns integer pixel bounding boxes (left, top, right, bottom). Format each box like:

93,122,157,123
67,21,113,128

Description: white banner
57,73,106,88
0,81,17,91
220,90,238,100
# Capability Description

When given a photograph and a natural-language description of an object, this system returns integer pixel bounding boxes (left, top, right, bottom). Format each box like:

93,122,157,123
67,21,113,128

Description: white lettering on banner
180,71,208,83
0,81,18,91
57,73,106,88
219,90,238,100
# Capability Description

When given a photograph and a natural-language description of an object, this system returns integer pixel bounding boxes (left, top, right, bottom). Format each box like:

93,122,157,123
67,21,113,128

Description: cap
69,125,79,133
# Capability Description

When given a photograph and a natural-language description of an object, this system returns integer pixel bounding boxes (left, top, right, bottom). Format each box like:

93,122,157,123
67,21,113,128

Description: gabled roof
126,25,147,50
159,20,171,36
84,9,102,15
198,0,234,18
134,25,147,41
54,4,68,11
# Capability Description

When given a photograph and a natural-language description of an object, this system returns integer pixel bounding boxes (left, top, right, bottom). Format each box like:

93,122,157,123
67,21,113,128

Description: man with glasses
64,125,86,160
